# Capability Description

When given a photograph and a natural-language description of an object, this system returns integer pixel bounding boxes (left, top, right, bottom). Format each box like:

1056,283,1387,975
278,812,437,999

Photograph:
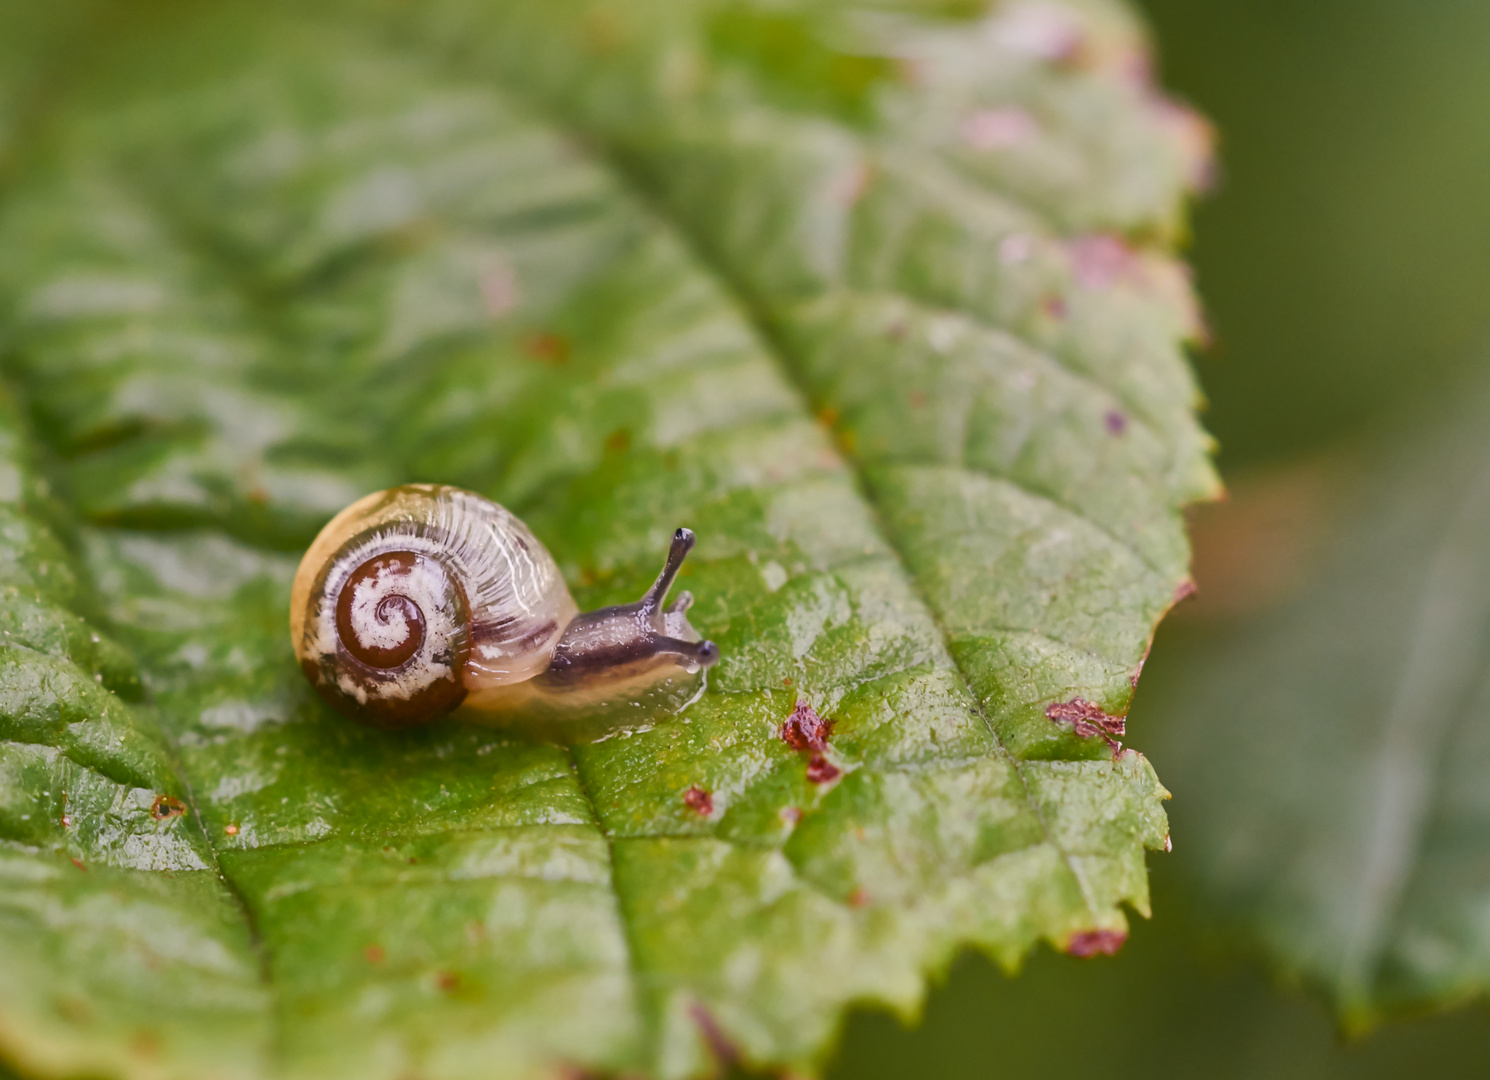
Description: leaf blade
0,1,1210,1076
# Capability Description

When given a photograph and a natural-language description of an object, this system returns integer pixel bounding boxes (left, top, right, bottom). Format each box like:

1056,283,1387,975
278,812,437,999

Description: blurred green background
828,0,1490,1076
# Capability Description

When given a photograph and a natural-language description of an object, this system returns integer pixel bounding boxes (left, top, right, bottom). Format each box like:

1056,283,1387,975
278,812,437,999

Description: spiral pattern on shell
291,485,577,727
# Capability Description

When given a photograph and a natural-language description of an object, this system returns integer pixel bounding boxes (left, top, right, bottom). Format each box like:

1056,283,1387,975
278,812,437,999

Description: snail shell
291,484,718,728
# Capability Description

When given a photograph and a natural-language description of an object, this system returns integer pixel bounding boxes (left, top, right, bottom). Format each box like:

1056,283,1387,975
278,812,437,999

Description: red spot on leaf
828,161,872,207
224,823,239,836
1069,234,1138,290
1130,644,1151,688
1153,98,1218,192
69,857,87,872
991,4,1085,62
149,794,185,821
847,888,870,907
780,699,834,752
364,945,385,963
960,106,1040,150
689,1003,739,1065
1045,698,1126,751
480,266,519,317
1040,294,1067,320
520,331,569,365
436,971,462,993
780,806,803,824
806,753,841,784
1066,929,1128,957
1104,409,1127,435
683,785,714,816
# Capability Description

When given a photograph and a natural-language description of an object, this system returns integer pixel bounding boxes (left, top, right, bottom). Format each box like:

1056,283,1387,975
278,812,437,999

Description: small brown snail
290,484,718,728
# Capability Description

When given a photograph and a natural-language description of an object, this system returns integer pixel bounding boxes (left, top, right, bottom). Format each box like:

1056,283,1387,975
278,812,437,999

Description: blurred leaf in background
1153,371,1490,1026
0,1,1214,1078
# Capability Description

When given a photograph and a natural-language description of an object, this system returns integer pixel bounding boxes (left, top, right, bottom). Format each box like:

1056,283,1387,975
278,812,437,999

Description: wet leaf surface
0,1,1209,1076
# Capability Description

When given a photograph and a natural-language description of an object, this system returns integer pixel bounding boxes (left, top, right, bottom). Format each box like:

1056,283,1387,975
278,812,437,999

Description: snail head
539,527,719,692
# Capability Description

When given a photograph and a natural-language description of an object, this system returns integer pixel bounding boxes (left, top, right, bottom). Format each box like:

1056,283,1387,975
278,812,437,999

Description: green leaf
0,1,1211,1076
1143,371,1490,1028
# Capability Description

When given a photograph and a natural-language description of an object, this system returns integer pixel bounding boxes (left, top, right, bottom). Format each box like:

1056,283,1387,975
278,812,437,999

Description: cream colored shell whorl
291,484,578,727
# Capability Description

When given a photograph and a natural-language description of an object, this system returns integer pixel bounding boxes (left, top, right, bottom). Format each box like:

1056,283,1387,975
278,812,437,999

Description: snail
290,484,718,728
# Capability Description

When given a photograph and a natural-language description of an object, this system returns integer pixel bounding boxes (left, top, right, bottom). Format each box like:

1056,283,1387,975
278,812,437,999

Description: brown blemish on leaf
604,428,630,454
990,4,1084,63
69,857,87,872
364,945,385,964
780,699,833,751
847,888,870,908
827,161,872,208
960,106,1039,150
224,823,239,836
130,1030,160,1058
815,406,839,428
1153,98,1218,193
1045,698,1126,741
781,700,843,782
149,794,185,821
806,753,841,784
1068,234,1138,290
480,266,519,317
682,785,714,816
1130,644,1150,688
1066,929,1128,957
908,390,926,409
688,1003,739,1066
436,972,462,993
520,330,570,365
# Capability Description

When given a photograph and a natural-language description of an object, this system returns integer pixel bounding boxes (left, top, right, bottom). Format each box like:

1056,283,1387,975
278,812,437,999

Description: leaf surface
1145,372,1490,1026
0,2,1211,1076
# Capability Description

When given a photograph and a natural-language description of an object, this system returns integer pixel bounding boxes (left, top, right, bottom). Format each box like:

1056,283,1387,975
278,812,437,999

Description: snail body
291,484,718,728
